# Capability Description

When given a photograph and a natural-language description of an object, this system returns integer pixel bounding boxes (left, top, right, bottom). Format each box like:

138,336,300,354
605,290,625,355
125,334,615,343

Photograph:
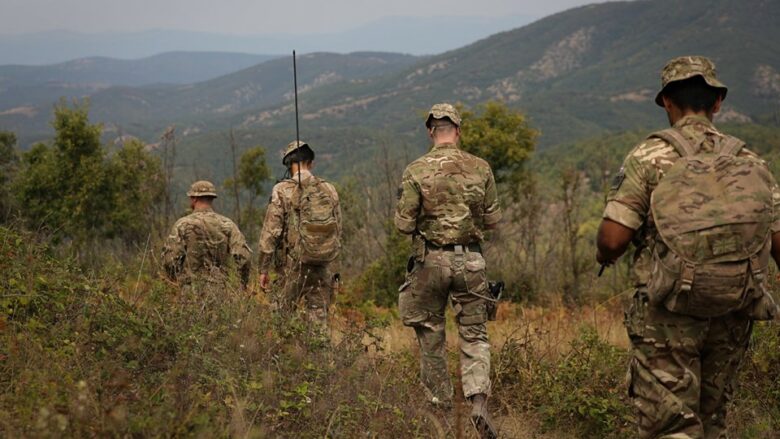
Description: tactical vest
646,128,777,319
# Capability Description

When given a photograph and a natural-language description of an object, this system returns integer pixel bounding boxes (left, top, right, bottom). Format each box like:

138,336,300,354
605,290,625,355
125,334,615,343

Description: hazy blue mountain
0,15,535,65
0,52,422,145
0,52,278,87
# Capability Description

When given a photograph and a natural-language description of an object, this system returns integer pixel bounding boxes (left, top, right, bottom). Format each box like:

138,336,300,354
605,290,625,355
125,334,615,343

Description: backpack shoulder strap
648,128,697,157
719,135,746,156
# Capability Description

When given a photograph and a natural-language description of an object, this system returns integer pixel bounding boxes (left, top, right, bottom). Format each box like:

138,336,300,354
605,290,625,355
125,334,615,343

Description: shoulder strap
719,135,745,156
649,128,697,157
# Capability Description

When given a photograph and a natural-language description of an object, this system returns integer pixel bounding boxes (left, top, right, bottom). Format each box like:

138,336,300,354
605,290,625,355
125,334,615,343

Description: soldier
162,180,251,290
395,103,501,438
597,56,780,438
257,140,341,332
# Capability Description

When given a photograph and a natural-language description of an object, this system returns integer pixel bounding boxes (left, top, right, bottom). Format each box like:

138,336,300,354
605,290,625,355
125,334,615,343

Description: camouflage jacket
257,170,342,272
395,142,501,246
603,115,780,286
162,207,251,285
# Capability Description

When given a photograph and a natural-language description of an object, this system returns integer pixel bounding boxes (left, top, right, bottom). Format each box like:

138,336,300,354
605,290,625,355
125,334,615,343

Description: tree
459,101,537,192
224,145,271,242
14,99,163,245
106,139,165,242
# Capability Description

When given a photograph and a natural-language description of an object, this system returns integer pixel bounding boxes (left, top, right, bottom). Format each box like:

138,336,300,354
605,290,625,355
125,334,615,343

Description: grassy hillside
247,0,779,148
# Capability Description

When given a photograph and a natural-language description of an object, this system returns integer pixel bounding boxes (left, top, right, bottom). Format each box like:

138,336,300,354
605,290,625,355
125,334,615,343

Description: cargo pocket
399,290,430,327
399,261,428,327
630,350,693,434
463,253,488,295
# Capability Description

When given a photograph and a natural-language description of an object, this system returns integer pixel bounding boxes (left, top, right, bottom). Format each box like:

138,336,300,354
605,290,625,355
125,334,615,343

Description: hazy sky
0,0,608,35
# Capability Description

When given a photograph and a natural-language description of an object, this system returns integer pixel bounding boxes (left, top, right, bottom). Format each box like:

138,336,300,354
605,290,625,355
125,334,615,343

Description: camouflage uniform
258,141,341,329
604,57,780,439
395,104,501,404
162,181,251,289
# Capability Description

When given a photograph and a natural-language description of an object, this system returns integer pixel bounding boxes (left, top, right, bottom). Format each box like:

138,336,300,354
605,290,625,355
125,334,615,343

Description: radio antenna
293,50,302,188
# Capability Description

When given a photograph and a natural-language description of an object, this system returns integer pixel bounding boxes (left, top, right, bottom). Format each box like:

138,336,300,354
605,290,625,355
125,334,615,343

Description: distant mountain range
1,0,779,182
0,52,277,86
0,15,535,65
0,52,422,146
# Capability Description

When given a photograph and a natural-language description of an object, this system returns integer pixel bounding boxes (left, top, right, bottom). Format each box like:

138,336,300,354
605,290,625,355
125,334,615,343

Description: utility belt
410,235,481,267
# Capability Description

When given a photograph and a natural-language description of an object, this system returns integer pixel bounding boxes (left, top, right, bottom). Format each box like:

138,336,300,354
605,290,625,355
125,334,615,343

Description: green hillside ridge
241,0,779,148
172,0,780,183
0,52,422,146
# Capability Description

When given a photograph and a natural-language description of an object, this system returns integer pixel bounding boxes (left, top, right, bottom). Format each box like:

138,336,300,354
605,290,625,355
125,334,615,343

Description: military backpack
647,128,777,319
293,177,340,265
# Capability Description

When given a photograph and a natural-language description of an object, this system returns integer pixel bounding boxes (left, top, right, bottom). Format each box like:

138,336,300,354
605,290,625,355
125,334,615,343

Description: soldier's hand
259,272,271,291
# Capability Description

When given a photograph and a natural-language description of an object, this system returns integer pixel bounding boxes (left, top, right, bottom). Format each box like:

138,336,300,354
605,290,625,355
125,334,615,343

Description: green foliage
0,226,86,323
13,100,163,244
493,326,631,437
106,139,165,241
729,321,780,436
355,223,412,307
460,101,537,188
235,146,271,201
0,131,19,221
0,226,444,438
224,144,271,241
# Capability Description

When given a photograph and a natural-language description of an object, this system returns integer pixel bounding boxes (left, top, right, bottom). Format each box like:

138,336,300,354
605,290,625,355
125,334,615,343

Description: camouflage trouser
625,290,753,439
277,263,333,332
398,247,491,404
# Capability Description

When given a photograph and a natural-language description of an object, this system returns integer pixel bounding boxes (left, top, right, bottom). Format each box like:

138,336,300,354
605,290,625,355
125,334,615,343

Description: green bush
492,325,632,437
0,226,443,438
730,321,780,438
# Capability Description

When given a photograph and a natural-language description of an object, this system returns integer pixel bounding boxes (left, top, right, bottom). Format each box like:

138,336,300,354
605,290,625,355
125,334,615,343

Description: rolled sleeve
482,168,501,226
257,186,285,272
603,201,643,230
603,154,648,230
394,213,417,233
394,169,420,234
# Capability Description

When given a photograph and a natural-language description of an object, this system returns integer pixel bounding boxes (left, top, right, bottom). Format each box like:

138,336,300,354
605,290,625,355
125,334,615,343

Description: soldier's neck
668,108,713,126
431,141,458,150
292,169,312,179
192,201,214,211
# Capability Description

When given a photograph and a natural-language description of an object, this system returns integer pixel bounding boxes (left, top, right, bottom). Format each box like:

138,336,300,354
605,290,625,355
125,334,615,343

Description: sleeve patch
611,166,626,191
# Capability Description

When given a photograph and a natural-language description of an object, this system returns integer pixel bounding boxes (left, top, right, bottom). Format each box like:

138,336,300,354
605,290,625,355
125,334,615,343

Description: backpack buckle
680,263,695,292
453,244,464,264
750,254,765,282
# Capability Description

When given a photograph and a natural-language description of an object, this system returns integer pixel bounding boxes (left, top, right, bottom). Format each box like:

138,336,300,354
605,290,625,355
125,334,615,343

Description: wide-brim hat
282,140,315,165
425,103,462,128
655,55,728,107
186,180,218,198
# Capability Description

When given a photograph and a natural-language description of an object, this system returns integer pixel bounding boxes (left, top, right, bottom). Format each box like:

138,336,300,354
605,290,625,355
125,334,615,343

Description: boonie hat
655,56,728,107
282,140,315,165
425,103,462,128
186,180,218,198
